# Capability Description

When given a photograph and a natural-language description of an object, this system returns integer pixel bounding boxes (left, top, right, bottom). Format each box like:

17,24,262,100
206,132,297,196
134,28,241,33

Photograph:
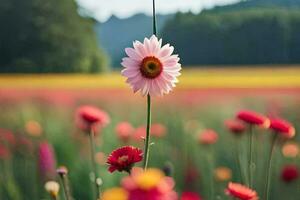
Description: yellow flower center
118,155,129,163
135,169,164,190
140,56,163,79
101,188,128,200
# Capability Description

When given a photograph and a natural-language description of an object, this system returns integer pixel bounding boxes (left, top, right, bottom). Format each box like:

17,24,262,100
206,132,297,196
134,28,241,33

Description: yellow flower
101,188,128,200
134,169,164,190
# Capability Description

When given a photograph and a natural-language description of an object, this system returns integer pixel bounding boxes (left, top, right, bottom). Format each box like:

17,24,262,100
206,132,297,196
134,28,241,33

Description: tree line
162,8,300,66
0,0,107,73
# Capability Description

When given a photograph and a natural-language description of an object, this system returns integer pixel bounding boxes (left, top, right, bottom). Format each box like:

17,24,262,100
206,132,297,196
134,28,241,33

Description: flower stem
235,138,244,184
208,146,215,200
89,129,99,200
59,174,72,200
263,134,278,200
248,125,255,188
152,0,157,35
143,94,152,169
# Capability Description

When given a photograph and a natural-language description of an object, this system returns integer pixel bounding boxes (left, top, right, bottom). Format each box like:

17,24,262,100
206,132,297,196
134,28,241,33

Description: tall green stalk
207,146,215,200
248,125,255,188
143,0,157,170
263,134,278,200
58,174,72,200
143,94,152,169
89,129,99,199
235,138,245,184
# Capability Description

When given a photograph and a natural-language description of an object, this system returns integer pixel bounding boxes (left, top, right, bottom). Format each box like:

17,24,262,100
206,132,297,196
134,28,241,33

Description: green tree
0,0,108,73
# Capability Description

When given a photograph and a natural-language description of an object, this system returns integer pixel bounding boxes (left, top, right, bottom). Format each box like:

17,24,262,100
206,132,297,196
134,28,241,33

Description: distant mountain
95,13,173,67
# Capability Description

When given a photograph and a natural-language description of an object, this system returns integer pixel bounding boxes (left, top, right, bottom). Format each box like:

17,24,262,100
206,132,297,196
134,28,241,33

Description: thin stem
143,94,152,169
89,129,99,200
59,174,72,200
263,134,278,200
248,125,255,188
235,138,244,184
51,195,58,200
208,146,215,200
152,0,157,35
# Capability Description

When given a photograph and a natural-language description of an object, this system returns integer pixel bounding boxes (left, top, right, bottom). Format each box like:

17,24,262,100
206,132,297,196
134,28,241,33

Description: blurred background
0,0,300,199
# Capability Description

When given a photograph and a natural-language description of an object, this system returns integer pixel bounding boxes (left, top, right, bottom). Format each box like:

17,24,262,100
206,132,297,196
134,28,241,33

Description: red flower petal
107,146,143,173
236,110,270,128
270,118,295,138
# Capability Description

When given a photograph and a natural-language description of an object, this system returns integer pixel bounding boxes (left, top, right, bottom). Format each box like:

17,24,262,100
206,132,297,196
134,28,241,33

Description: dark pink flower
281,165,299,183
107,146,143,173
38,142,56,181
181,191,202,200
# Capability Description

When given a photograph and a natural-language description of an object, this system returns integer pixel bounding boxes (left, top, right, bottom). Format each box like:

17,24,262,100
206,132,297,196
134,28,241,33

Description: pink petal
125,48,142,61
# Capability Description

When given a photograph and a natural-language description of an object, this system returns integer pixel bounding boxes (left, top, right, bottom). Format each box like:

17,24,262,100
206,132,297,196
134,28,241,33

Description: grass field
0,67,300,89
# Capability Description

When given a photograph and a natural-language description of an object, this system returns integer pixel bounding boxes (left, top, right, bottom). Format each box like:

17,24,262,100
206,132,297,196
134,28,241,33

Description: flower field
0,67,299,200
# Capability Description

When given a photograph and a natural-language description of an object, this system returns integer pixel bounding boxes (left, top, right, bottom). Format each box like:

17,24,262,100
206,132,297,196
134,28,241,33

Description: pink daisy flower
121,35,181,97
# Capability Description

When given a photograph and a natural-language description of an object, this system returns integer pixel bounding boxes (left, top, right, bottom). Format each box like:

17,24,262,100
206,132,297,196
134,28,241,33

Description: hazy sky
77,0,240,22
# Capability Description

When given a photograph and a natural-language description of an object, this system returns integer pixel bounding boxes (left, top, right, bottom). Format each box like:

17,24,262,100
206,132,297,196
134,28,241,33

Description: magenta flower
121,35,181,97
38,142,57,181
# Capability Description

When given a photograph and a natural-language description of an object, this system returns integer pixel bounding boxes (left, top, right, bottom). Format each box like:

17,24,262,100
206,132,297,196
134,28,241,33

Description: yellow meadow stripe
0,67,300,89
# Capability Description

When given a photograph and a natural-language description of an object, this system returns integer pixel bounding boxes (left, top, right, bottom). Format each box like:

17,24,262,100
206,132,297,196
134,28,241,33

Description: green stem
263,134,278,200
248,125,255,188
208,147,215,200
152,0,157,35
59,174,72,200
143,94,152,169
235,138,244,184
89,129,99,200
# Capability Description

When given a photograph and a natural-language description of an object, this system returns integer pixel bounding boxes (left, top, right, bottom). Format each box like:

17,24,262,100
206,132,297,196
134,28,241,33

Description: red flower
0,144,11,160
225,119,246,135
151,124,167,138
270,118,295,139
281,165,299,183
0,129,16,147
107,146,143,173
115,122,134,142
132,126,146,141
181,191,202,200
75,105,110,133
225,182,258,200
236,110,270,128
198,129,218,145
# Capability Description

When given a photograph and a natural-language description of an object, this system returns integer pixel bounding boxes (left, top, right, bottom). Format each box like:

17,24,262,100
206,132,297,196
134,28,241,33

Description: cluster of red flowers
223,109,296,139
